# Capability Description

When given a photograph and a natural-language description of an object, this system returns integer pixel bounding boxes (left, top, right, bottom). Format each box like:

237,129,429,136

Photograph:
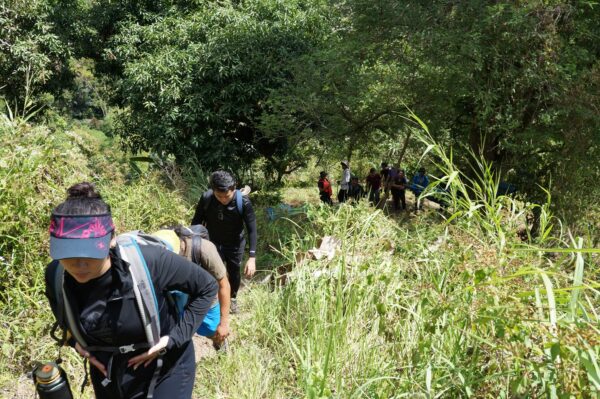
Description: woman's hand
75,342,107,377
127,336,170,370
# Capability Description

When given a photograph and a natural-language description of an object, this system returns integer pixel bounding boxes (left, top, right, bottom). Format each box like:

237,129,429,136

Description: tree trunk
469,126,500,164
346,146,354,164
396,130,412,167
276,170,285,185
529,206,542,239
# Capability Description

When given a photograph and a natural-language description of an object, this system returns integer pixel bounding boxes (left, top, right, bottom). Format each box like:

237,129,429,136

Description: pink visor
49,214,115,259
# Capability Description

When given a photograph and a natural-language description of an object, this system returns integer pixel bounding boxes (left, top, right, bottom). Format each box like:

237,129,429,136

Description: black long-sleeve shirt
45,246,218,397
191,190,257,256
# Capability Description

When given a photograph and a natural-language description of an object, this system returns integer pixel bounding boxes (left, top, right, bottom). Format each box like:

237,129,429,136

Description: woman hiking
44,182,218,399
317,171,333,205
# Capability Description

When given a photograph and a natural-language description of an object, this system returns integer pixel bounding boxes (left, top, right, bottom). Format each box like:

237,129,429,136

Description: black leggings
391,189,406,210
153,344,195,399
216,241,245,298
320,193,333,205
91,342,196,399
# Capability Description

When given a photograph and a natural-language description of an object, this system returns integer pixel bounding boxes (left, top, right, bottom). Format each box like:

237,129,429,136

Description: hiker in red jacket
318,171,333,205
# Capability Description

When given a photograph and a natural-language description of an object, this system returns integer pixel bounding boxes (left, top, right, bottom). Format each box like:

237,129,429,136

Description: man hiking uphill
191,171,257,314
410,167,430,211
365,168,382,205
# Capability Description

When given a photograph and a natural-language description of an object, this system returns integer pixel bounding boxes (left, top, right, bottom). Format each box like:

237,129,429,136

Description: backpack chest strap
85,342,151,354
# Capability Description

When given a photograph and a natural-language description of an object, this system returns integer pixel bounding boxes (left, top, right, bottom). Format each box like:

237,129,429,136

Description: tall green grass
193,126,598,397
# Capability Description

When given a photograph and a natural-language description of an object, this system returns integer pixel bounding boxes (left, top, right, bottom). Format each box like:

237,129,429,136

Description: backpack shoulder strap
51,263,89,348
51,262,65,328
202,189,243,216
202,190,213,214
117,234,161,346
236,189,243,216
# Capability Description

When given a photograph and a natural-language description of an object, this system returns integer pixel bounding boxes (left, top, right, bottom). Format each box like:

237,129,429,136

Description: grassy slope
1,121,598,398
196,195,599,398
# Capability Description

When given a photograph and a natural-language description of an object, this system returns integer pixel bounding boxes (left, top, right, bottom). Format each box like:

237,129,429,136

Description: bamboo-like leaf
580,348,600,391
418,144,436,165
515,247,600,254
426,363,432,398
569,237,585,321
540,270,557,335
410,111,430,133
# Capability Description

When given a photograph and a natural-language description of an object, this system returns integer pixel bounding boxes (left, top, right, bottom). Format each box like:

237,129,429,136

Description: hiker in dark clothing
318,171,333,205
348,176,365,202
390,170,408,210
380,162,391,197
191,170,257,314
365,168,382,205
45,182,218,399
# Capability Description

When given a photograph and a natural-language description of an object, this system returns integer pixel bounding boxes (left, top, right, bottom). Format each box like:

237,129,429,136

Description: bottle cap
35,362,61,385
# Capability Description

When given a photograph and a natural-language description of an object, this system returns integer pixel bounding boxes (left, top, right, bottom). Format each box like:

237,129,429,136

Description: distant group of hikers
318,161,431,211
43,171,257,398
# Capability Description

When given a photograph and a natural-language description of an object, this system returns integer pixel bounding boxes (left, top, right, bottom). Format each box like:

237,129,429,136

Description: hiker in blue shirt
411,167,430,210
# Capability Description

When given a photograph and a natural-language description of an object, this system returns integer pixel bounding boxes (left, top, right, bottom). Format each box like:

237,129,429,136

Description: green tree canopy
109,0,331,170
0,1,69,110
338,0,600,215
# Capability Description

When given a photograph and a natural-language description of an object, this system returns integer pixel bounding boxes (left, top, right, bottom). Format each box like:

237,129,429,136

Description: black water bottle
32,362,73,399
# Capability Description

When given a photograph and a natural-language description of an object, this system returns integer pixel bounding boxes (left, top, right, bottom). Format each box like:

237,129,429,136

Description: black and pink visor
49,213,115,260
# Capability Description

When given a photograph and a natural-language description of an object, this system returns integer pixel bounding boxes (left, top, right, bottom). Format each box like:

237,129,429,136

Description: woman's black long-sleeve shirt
191,190,257,255
44,245,218,398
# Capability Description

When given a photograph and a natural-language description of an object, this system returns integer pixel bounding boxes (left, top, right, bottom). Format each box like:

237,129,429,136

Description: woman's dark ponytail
66,182,102,200
54,182,111,215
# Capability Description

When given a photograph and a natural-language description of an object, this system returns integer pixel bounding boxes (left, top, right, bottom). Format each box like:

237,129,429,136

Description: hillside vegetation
1,0,599,397
1,119,598,398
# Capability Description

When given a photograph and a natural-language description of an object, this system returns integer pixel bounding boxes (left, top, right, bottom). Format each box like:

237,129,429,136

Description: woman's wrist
165,335,175,350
